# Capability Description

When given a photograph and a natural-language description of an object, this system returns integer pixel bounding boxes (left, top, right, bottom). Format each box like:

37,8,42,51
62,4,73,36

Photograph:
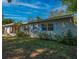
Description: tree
35,16,43,21
62,0,77,13
48,10,56,18
28,16,33,22
57,10,65,16
14,21,22,32
49,9,65,18
2,19,14,25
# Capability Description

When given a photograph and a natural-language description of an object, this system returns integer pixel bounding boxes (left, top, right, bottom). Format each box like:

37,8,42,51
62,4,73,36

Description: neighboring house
2,23,16,36
2,14,77,38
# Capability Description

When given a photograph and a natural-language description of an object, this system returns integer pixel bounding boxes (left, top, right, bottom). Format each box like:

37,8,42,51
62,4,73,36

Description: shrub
38,31,57,40
38,32,52,40
60,29,77,46
38,30,77,46
16,30,29,38
38,32,49,40
54,34,63,42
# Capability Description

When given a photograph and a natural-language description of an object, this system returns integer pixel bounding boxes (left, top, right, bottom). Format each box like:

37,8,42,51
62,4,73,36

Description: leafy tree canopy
35,16,43,21
14,21,22,26
2,19,14,25
62,0,77,13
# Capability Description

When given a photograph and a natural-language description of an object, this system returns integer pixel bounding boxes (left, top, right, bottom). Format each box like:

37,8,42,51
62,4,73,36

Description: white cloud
14,1,50,9
4,13,22,17
3,0,50,9
5,16,27,19
52,5,67,11
15,10,32,14
16,2,50,9
4,10,32,16
34,1,50,9
15,2,39,9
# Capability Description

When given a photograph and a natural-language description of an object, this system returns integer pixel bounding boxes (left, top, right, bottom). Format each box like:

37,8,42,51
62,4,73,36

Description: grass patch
3,38,77,59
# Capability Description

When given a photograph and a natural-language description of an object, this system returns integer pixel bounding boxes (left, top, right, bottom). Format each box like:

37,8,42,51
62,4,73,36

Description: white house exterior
2,23,16,36
2,14,77,39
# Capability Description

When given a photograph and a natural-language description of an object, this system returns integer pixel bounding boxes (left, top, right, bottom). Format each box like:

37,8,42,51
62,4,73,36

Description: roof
2,14,73,26
48,14,73,20
2,23,14,26
22,22,28,24
24,14,73,25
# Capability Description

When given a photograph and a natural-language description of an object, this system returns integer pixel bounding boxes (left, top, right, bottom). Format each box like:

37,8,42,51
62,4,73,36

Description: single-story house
2,14,77,39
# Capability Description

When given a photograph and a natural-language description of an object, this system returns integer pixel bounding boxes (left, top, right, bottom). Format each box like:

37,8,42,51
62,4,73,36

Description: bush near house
38,32,53,40
16,30,30,38
60,29,77,46
38,30,76,46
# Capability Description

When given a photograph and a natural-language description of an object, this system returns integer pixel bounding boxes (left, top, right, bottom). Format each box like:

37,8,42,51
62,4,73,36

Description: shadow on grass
2,38,77,59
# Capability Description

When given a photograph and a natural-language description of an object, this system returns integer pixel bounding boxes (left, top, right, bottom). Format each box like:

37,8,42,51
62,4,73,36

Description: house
2,14,77,39
2,23,16,36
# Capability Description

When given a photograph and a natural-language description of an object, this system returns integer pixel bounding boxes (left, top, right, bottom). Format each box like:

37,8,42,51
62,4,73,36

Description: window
48,24,53,31
41,24,47,31
41,23,53,31
33,25,36,30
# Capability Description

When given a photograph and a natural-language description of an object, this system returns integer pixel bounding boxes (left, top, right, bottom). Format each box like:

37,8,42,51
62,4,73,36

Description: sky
2,0,66,22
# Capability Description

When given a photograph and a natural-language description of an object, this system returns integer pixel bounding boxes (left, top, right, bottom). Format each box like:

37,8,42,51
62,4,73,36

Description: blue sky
2,0,66,22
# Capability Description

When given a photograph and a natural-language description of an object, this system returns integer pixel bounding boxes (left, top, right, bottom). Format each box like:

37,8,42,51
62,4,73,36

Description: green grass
3,38,77,59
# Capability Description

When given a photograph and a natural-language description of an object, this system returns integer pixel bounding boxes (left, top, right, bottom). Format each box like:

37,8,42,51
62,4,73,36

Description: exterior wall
27,20,77,39
2,16,77,38
2,26,16,36
53,20,77,36
28,24,41,38
4,26,11,34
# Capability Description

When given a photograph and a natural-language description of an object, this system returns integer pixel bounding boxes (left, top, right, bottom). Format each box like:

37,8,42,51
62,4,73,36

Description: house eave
2,14,74,26
23,14,73,25
2,23,14,27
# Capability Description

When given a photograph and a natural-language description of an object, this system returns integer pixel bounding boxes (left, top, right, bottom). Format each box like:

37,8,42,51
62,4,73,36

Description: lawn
3,37,77,59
